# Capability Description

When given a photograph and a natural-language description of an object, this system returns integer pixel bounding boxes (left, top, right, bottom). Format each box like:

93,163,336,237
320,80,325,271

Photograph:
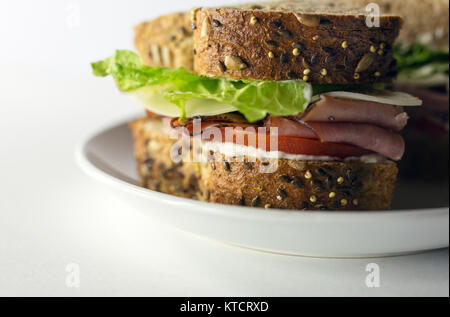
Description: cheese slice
312,90,423,106
131,87,237,117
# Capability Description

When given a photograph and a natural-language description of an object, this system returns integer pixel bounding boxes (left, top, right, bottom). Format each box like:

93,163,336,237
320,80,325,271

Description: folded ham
266,116,317,139
268,117,405,160
301,95,409,131
307,122,405,161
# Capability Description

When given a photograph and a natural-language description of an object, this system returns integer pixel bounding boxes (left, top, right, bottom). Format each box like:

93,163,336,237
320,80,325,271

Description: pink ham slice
269,117,405,160
267,116,317,139
307,122,405,161
301,95,409,131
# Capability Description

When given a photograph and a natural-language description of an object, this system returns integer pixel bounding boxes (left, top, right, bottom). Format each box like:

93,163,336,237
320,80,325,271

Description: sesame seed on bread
199,156,398,211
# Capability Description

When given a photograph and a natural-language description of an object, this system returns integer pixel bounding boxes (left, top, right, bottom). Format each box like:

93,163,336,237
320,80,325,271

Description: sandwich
346,0,449,180
92,0,423,210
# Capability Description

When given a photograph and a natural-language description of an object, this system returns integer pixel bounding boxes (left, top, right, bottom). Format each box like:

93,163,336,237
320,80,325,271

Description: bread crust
193,3,402,84
199,157,398,210
129,117,199,198
134,13,194,70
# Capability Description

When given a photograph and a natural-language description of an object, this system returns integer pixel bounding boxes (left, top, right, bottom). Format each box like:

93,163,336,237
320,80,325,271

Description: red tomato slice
277,135,372,158
201,126,372,159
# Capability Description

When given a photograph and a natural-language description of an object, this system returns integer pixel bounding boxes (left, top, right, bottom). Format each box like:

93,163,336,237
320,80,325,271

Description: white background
0,0,448,296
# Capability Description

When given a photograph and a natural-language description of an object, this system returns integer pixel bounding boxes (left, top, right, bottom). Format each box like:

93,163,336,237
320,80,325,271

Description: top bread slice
134,12,194,71
193,0,403,84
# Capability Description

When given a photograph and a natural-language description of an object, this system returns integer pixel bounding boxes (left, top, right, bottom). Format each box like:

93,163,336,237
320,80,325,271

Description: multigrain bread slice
198,157,398,210
343,0,449,50
134,12,194,71
129,117,199,198
193,0,402,84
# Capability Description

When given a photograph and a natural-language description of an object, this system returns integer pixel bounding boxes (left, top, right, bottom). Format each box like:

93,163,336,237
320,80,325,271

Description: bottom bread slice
198,158,398,211
130,117,399,210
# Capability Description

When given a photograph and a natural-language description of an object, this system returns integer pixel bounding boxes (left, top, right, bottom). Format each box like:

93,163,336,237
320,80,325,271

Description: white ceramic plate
75,118,450,258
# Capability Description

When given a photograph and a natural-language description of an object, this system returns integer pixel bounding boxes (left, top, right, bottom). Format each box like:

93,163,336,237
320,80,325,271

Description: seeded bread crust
129,117,199,198
199,157,398,210
134,13,194,71
193,1,402,84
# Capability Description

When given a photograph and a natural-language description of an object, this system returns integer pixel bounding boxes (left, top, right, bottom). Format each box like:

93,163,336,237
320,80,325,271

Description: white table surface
0,0,448,297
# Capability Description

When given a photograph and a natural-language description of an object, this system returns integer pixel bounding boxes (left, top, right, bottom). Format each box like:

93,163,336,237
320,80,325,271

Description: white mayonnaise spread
202,142,388,163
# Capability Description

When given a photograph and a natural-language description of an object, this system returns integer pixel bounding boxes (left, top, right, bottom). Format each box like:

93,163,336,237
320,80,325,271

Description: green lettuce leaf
91,50,312,122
